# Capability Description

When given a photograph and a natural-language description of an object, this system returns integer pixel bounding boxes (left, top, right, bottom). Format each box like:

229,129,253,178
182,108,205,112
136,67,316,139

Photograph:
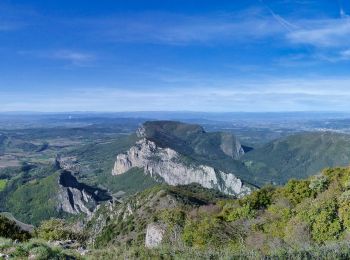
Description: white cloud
50,50,95,66
18,49,96,66
80,9,350,64
83,10,284,45
2,77,350,112
287,18,350,47
340,49,350,60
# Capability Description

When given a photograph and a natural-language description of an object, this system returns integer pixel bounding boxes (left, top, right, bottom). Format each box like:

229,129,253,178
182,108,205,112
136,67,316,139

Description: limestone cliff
112,138,250,197
57,171,111,216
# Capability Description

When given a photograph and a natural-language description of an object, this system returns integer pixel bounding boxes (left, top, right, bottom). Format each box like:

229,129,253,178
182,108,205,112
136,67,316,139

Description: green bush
159,208,186,227
242,186,275,210
36,218,85,242
222,203,254,222
281,179,313,205
0,215,31,241
309,175,329,193
339,190,350,230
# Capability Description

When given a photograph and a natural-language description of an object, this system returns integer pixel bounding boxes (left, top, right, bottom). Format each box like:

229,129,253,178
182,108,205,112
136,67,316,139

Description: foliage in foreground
35,218,86,243
78,167,350,258
86,242,350,260
0,215,31,241
90,167,350,256
0,237,81,260
179,167,350,254
4,167,350,259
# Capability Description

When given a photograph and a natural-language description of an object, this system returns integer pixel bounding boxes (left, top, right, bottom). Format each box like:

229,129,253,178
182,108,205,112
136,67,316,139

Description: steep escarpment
1,163,112,225
57,171,112,216
112,138,250,196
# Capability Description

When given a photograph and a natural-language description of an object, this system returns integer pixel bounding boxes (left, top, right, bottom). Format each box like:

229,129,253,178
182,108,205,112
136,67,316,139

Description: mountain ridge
243,131,350,185
112,121,251,196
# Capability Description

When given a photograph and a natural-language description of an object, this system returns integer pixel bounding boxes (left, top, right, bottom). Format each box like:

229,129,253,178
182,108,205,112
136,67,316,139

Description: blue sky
1,0,350,112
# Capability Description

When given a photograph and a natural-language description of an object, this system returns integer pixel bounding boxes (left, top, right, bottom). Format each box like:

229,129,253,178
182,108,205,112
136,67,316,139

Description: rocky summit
112,121,251,197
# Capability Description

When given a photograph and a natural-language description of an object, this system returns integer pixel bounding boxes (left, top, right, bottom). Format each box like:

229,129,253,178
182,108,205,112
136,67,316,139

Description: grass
86,243,350,260
2,236,350,260
0,238,82,259
0,179,7,191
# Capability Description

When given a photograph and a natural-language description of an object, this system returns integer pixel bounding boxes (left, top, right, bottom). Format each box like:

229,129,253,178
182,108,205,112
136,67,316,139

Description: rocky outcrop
220,132,245,159
145,223,166,248
112,138,250,197
57,171,111,216
56,155,80,174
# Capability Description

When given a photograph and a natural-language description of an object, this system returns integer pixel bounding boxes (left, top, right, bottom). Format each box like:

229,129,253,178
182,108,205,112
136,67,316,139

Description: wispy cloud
340,49,350,59
77,7,350,65
287,18,350,47
82,10,284,45
18,49,96,67
0,22,19,31
0,3,37,32
2,77,350,112
49,50,96,66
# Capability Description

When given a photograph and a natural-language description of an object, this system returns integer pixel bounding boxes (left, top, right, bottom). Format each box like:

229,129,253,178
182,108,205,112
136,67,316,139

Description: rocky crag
112,121,251,197
57,171,112,216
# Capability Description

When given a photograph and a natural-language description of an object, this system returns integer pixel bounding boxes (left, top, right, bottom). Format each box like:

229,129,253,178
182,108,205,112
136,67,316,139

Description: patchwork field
0,155,20,168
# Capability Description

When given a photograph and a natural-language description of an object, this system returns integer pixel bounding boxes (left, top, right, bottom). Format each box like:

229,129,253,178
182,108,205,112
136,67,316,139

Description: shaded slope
243,131,350,185
140,121,244,160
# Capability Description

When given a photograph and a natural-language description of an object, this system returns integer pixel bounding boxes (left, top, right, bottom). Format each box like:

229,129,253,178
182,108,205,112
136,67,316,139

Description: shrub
281,179,313,205
224,204,254,222
338,190,350,230
284,218,311,249
36,218,85,242
297,196,342,244
309,175,329,193
0,215,31,241
262,204,291,238
159,208,186,228
242,186,275,210
312,210,342,244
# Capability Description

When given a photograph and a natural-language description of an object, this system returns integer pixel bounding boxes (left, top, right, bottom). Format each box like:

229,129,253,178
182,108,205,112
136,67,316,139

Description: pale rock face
220,133,245,159
136,125,146,138
145,223,166,248
57,186,95,216
112,139,250,196
57,171,104,216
